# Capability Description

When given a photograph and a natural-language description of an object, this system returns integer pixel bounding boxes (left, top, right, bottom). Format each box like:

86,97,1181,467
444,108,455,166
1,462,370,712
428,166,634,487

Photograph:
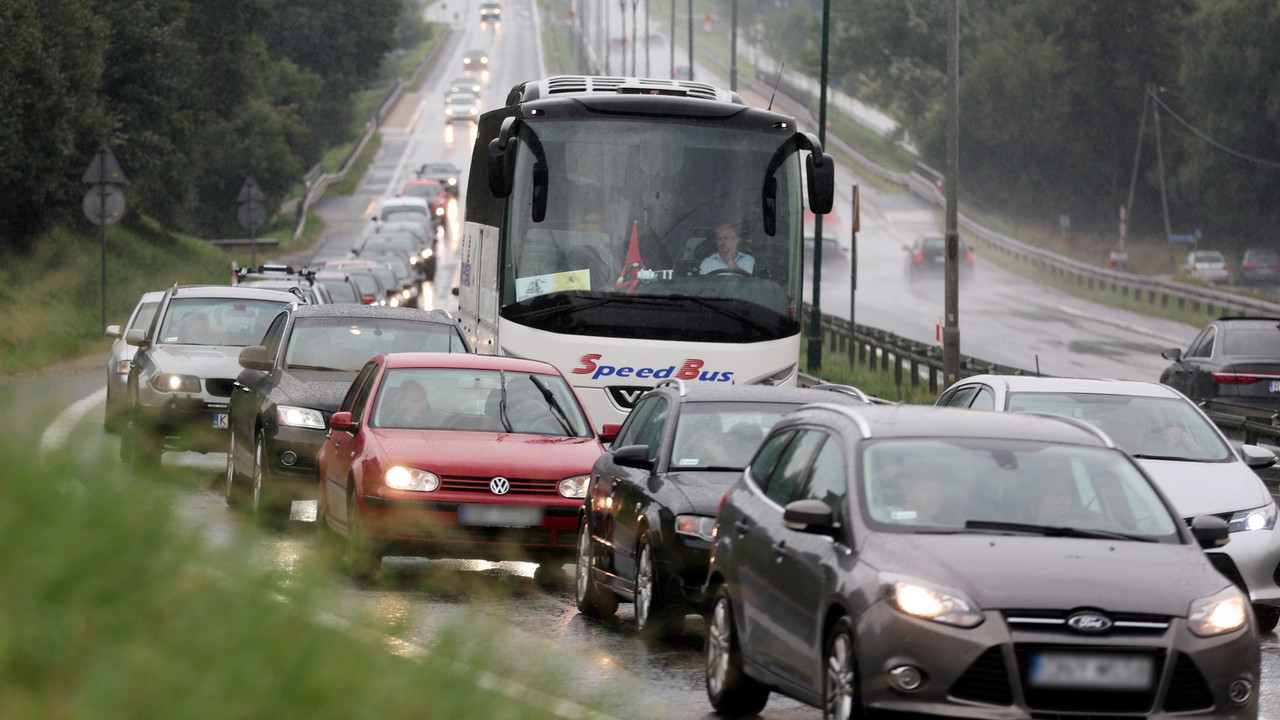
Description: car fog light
1230,679,1253,704
888,665,924,692
281,451,297,466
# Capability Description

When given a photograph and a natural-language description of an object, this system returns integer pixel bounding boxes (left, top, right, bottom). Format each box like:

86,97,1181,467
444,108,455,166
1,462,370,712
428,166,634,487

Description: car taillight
362,295,377,305
1244,262,1257,270
965,251,974,264
913,251,923,263
1212,372,1261,384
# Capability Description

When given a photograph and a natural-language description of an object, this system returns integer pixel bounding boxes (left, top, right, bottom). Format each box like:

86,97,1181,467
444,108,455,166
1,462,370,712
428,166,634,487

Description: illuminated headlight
150,373,201,393
753,364,796,387
385,465,440,492
277,405,325,429
409,256,420,265
1188,588,1249,637
675,514,717,542
480,55,488,63
434,206,445,217
421,247,434,259
558,475,589,498
402,289,412,299
389,297,401,307
446,107,456,116
447,178,457,187
886,578,983,628
463,58,472,65
1228,501,1276,532
116,359,132,374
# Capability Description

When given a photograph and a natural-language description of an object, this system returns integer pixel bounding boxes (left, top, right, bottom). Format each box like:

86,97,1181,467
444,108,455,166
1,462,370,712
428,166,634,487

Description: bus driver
700,223,754,275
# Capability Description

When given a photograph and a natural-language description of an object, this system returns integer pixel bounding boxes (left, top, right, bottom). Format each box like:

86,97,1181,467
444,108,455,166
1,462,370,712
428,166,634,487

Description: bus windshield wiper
529,375,573,435
667,294,774,334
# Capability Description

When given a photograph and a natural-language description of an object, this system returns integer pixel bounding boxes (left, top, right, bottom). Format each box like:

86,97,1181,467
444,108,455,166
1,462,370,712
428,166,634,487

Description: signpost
82,145,127,335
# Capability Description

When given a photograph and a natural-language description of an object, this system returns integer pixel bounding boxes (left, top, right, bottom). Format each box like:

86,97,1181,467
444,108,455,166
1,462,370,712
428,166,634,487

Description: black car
417,162,462,197
704,404,1257,719
903,234,975,282
225,304,471,521
574,380,877,638
1160,316,1280,413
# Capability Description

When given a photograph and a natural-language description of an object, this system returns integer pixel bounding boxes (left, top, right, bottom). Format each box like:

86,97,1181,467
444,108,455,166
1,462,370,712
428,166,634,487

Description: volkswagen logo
489,477,510,495
1066,611,1113,633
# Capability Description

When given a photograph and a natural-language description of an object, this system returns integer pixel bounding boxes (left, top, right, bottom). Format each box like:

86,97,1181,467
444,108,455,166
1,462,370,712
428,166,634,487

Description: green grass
325,132,383,197
0,439,604,720
801,337,939,405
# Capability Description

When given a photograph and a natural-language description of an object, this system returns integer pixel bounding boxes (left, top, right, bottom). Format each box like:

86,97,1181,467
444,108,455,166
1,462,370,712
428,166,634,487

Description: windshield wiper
496,370,512,432
964,520,1157,542
528,376,573,435
289,363,345,372
667,294,774,334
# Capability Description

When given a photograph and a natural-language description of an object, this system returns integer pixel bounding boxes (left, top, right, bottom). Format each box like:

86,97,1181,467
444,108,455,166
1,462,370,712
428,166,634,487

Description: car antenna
767,63,785,112
1035,354,1041,377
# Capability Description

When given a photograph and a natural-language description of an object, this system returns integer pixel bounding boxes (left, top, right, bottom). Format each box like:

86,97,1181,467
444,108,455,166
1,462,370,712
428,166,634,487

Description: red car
317,352,608,578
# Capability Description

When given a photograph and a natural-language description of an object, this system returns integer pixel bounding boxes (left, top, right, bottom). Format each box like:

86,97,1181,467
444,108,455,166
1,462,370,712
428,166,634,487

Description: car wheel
635,536,682,639
1255,604,1280,633
705,587,769,717
225,430,242,507
127,405,162,471
823,616,859,720
342,487,381,579
314,481,341,558
250,432,283,525
574,522,618,618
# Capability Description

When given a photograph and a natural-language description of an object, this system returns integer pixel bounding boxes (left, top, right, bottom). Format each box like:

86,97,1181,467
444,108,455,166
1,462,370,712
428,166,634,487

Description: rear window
1223,326,1280,358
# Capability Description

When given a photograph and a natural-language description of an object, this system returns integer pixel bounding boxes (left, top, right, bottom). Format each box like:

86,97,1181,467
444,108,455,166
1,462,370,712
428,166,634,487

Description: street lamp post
631,0,638,75
618,0,627,75
942,0,961,385
730,0,737,91
806,0,831,370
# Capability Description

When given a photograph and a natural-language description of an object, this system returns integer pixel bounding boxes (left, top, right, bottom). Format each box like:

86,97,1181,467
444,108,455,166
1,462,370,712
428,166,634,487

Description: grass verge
801,337,938,405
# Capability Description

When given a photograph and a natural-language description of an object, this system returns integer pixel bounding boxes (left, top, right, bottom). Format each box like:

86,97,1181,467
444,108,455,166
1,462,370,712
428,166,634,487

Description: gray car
939,374,1280,631
104,290,163,433
705,404,1258,719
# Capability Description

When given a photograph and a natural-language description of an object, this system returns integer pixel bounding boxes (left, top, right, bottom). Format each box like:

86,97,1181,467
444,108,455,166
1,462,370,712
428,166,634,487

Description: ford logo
1066,612,1113,633
489,477,510,495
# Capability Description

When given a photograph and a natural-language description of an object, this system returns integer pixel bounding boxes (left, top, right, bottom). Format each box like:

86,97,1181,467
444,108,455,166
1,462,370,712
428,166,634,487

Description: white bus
458,75,834,428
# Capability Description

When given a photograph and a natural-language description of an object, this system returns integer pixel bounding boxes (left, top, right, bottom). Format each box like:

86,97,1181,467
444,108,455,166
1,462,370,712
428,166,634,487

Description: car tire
635,536,682,640
314,482,341,559
705,587,769,717
225,431,242,508
342,487,381,579
823,616,859,720
250,432,284,525
575,522,619,618
1255,603,1280,633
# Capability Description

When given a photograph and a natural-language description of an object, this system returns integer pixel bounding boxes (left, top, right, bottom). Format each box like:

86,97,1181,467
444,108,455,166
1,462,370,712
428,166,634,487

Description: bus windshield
501,118,805,344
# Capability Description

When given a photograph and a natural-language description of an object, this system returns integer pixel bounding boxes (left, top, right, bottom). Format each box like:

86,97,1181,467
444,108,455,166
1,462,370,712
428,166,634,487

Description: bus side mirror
806,152,835,214
488,116,519,198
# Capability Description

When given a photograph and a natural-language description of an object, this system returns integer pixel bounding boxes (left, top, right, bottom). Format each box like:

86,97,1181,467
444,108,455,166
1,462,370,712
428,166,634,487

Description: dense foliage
735,0,1280,246
0,0,415,249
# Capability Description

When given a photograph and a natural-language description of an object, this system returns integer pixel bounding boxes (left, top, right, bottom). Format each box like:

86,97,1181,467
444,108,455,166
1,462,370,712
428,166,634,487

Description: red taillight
965,251,974,264
362,295,377,305
913,251,924,263
1212,372,1261,384
1244,262,1256,270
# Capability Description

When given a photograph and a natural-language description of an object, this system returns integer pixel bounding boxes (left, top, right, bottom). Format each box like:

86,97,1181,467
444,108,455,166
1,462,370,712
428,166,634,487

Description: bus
458,75,834,428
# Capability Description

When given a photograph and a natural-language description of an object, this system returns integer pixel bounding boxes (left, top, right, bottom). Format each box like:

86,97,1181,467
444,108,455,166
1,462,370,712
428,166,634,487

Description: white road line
41,387,106,455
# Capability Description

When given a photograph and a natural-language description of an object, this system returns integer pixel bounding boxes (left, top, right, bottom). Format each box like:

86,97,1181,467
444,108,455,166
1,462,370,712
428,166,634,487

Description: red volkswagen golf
317,353,607,579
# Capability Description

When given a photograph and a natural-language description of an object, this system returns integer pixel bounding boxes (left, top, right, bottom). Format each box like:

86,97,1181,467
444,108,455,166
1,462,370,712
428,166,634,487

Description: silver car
939,375,1280,631
104,291,163,433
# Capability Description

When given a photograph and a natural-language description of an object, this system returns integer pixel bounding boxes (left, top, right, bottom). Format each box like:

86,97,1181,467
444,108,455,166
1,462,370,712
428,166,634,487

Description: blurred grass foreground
0,440,595,720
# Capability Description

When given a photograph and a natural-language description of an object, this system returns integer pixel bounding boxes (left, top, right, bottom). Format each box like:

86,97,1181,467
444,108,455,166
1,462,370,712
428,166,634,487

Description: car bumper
136,396,231,451
658,535,715,610
262,425,327,497
1208,528,1280,606
852,601,1258,720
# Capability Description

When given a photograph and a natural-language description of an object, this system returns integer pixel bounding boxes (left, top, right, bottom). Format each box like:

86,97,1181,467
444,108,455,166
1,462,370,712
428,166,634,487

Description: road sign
82,145,127,185
237,176,266,232
1169,233,1197,243
82,184,126,226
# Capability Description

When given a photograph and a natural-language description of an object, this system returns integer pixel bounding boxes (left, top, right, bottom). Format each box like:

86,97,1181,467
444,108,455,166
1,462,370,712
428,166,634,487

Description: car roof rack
809,383,873,404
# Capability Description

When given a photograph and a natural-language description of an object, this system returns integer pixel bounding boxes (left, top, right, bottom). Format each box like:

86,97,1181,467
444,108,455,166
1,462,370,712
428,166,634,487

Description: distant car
322,259,402,306
417,162,462,196
904,234,974,282
1239,248,1280,285
354,232,427,281
316,353,606,579
479,1,501,22
575,381,877,638
311,270,364,305
371,196,430,225
226,304,470,521
1161,316,1280,414
398,178,449,229
1186,249,1230,284
122,285,297,468
462,50,489,79
235,265,330,305
938,374,1280,631
704,403,1257,719
444,92,481,124
104,291,163,433
448,77,482,95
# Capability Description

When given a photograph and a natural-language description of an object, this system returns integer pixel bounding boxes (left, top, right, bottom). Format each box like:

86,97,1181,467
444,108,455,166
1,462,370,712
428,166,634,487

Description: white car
1186,249,1230,284
370,197,430,226
104,290,163,433
938,374,1280,631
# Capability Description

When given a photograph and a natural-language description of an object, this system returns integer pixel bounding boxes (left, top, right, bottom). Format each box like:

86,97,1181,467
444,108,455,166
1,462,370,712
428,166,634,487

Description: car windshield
1222,326,1280,357
285,317,464,371
1006,392,1232,462
669,402,795,470
370,368,593,437
861,438,1181,541
157,297,288,346
405,183,441,200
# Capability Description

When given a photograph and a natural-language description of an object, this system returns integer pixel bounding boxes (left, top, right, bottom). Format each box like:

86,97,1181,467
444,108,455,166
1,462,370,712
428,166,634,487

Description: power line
1148,87,1280,169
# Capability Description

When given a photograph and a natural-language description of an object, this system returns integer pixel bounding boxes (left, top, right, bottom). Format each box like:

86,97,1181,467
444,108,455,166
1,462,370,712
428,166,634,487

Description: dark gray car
704,404,1258,719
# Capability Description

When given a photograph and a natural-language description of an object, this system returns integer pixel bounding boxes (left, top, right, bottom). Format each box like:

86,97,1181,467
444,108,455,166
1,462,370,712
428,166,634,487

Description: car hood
373,430,604,478
276,369,358,413
863,533,1230,615
149,345,243,377
664,471,744,514
1133,457,1270,518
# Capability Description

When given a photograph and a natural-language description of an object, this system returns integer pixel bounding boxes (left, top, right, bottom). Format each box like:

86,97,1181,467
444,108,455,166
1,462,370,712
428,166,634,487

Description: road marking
41,387,106,455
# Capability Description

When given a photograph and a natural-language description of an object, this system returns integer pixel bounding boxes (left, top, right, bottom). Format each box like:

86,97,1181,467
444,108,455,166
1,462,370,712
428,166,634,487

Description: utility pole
730,0,737,91
670,0,676,78
942,0,961,386
1152,84,1174,274
806,0,831,370
686,0,693,76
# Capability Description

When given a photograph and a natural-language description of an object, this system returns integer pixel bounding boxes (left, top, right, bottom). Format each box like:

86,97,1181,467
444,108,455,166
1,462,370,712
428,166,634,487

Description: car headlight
409,255,419,265
447,178,457,186
886,577,984,628
675,514,717,542
558,474,589,498
385,465,440,492
421,247,434,259
277,405,325,430
1188,588,1249,637
434,206,445,217
150,373,201,393
1228,501,1276,532
389,297,400,307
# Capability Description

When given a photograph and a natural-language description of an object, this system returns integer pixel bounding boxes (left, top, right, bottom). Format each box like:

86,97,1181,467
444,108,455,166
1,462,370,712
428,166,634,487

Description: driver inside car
699,223,754,275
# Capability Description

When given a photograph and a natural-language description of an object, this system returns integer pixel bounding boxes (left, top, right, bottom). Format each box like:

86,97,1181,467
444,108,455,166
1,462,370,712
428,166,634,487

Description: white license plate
457,504,543,527
212,413,229,429
1029,652,1153,690
1269,381,1280,393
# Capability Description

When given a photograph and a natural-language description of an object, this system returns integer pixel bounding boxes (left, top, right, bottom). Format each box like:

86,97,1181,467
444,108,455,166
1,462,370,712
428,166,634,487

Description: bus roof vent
541,75,737,103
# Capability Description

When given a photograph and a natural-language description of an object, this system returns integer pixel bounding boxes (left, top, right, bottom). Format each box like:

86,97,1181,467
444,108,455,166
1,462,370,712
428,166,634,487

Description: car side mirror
782,499,838,535
105,324,122,339
1190,515,1229,550
329,411,355,432
125,328,148,347
1161,348,1182,361
599,423,621,444
1239,444,1277,470
238,345,273,371
612,444,653,470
